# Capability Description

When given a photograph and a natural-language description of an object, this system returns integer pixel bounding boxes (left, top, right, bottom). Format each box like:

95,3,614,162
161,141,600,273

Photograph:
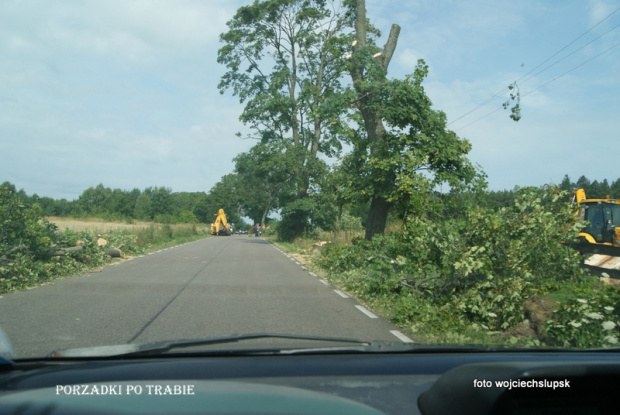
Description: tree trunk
105,248,123,258
261,206,269,228
351,0,401,240
365,196,392,240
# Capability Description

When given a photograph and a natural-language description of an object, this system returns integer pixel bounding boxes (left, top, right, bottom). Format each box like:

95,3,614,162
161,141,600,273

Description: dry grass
46,217,209,234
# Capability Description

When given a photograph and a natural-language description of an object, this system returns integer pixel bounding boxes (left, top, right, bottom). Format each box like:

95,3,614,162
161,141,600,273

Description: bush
1,182,58,260
103,230,143,255
1,182,208,294
316,185,590,343
545,286,620,348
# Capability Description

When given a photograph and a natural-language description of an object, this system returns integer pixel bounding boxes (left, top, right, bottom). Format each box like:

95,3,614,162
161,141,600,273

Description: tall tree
206,174,244,227
234,141,293,227
345,0,478,240
218,0,352,239
345,0,400,240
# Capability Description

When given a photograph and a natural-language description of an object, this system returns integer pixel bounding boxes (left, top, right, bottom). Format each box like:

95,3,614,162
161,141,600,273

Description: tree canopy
344,0,480,239
218,0,353,239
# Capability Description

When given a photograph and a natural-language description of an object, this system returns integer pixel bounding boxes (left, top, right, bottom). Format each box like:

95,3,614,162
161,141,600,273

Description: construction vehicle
210,208,232,236
572,189,620,277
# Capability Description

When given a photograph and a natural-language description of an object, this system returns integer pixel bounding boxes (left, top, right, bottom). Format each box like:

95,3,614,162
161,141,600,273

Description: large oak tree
345,0,479,240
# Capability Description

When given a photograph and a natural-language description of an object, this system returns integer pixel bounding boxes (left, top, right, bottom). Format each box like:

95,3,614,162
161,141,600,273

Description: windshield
1,0,619,360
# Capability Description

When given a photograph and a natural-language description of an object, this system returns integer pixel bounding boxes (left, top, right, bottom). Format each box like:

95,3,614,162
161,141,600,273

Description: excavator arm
210,209,231,236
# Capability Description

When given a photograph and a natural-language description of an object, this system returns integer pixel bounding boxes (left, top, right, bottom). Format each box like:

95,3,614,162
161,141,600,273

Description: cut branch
380,24,401,72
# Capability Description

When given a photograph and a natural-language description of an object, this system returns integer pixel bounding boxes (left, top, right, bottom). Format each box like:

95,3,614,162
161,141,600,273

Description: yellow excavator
572,189,620,277
210,208,232,236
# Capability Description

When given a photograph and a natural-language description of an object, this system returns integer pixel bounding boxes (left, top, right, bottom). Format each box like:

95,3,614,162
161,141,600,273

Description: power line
516,7,619,85
455,41,620,133
518,23,620,88
448,6,620,127
521,42,620,99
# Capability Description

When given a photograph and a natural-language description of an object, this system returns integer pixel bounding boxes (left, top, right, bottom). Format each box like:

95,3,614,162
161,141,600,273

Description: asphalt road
0,237,412,358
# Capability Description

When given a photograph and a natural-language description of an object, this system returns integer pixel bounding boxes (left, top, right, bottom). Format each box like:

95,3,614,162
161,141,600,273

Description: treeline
13,183,248,228
471,175,620,212
558,175,620,199
7,173,617,234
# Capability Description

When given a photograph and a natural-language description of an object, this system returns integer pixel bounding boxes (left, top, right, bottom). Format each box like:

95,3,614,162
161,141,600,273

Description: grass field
46,217,210,235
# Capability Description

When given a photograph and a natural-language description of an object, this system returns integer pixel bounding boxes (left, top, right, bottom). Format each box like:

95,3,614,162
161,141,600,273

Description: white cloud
397,48,429,73
1,0,617,199
2,0,238,64
588,0,616,25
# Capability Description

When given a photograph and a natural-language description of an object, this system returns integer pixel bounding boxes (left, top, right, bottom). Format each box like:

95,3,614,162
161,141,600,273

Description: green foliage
341,59,481,240
234,141,293,225
317,184,591,343
219,0,354,239
277,197,316,242
502,81,521,121
559,174,619,199
545,287,620,348
103,231,143,256
345,61,480,202
333,211,364,232
1,182,58,260
1,182,207,293
26,183,211,224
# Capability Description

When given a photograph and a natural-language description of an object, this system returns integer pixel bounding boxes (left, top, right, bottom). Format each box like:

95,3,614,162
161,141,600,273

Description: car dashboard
1,349,619,414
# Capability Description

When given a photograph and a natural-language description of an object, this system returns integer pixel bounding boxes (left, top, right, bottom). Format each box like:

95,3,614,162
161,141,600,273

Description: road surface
0,237,412,358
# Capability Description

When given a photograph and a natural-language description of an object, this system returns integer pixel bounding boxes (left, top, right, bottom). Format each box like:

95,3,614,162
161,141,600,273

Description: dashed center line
390,330,414,343
355,305,378,319
334,290,349,298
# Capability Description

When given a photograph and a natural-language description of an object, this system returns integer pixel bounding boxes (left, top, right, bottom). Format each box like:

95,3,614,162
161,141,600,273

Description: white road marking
319,279,329,285
355,305,378,319
309,272,318,277
390,330,414,343
334,290,349,298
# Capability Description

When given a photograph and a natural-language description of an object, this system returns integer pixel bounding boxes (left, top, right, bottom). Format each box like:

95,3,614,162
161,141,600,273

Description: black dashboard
1,350,619,414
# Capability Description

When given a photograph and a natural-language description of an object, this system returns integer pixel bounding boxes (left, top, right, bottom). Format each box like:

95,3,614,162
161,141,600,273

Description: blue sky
1,0,618,200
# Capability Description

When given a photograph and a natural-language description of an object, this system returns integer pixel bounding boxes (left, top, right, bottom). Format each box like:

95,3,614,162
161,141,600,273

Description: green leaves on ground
317,185,618,346
545,288,620,348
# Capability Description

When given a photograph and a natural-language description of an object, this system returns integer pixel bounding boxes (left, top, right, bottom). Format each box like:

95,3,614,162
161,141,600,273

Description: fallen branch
1,244,27,262
415,275,441,289
49,246,84,256
399,274,442,291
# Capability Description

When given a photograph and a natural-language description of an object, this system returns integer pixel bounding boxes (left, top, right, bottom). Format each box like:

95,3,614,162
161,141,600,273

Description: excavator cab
572,189,620,278
578,202,620,244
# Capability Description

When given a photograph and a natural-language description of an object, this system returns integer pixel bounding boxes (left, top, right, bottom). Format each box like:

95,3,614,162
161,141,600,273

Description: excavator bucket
584,254,620,278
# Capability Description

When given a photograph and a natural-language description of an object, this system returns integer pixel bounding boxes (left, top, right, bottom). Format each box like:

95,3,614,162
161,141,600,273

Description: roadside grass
0,218,211,294
48,217,211,252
